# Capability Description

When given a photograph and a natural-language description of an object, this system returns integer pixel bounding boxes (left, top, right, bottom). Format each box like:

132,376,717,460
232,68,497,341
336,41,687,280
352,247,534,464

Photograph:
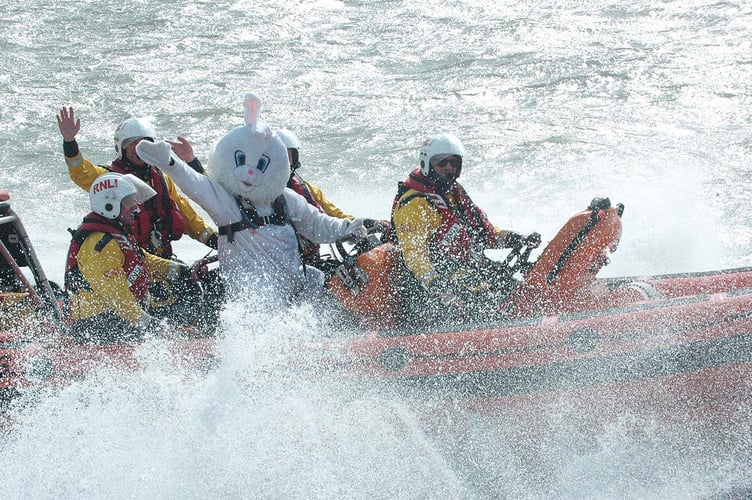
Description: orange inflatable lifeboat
320,197,752,399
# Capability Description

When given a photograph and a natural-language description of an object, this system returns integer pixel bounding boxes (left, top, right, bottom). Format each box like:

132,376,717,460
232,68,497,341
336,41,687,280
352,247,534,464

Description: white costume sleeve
284,188,361,243
136,139,239,225
156,158,240,226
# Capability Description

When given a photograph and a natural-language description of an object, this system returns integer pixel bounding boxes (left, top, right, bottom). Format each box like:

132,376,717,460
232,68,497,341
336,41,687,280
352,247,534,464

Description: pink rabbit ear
243,93,262,126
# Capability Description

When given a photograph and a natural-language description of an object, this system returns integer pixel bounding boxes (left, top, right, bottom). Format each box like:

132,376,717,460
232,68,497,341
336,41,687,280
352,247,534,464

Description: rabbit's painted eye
234,150,246,167
256,154,270,173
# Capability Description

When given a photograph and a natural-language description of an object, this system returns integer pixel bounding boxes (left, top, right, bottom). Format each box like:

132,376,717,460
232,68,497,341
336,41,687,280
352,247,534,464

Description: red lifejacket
287,173,323,260
65,213,151,302
395,169,499,264
288,174,322,210
107,159,186,258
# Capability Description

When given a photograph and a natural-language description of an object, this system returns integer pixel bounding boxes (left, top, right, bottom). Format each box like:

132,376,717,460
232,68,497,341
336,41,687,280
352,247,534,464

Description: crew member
56,107,218,259
65,172,208,342
391,133,540,326
276,128,390,271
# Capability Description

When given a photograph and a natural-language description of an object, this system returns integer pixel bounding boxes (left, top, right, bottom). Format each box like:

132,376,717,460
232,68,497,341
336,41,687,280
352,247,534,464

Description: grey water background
0,0,751,498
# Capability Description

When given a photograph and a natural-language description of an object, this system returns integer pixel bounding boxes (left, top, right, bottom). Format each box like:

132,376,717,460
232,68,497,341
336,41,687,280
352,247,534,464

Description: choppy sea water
1,0,751,498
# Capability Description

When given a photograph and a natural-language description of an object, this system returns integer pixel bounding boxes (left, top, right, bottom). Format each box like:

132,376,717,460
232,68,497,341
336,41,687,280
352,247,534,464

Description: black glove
363,219,391,232
375,219,391,233
191,258,210,281
178,260,210,283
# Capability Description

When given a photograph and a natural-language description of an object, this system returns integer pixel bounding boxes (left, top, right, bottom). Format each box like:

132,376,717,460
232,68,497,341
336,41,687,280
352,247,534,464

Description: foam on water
2,306,751,497
1,304,476,498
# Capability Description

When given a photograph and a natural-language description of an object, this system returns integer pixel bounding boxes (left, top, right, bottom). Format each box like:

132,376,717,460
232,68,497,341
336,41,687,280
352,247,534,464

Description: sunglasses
432,156,462,169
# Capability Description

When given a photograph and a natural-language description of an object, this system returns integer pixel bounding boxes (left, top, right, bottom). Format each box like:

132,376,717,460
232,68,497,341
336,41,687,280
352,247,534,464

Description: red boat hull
3,198,752,419
320,200,752,406
1,331,217,404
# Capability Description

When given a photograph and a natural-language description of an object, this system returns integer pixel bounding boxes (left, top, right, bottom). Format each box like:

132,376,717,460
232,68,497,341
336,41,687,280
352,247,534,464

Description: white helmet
275,128,301,150
418,133,466,176
89,172,156,219
114,117,157,159
275,128,302,170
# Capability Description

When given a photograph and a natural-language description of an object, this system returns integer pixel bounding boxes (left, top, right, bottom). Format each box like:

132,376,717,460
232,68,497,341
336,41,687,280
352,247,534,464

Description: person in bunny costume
136,93,366,308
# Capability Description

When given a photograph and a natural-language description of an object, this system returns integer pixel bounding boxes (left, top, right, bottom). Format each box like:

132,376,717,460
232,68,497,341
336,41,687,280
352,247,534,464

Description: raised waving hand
56,106,80,142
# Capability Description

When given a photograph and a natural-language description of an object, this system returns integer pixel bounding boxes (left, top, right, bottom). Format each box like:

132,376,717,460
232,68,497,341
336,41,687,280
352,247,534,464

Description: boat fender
378,346,410,372
545,199,624,285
